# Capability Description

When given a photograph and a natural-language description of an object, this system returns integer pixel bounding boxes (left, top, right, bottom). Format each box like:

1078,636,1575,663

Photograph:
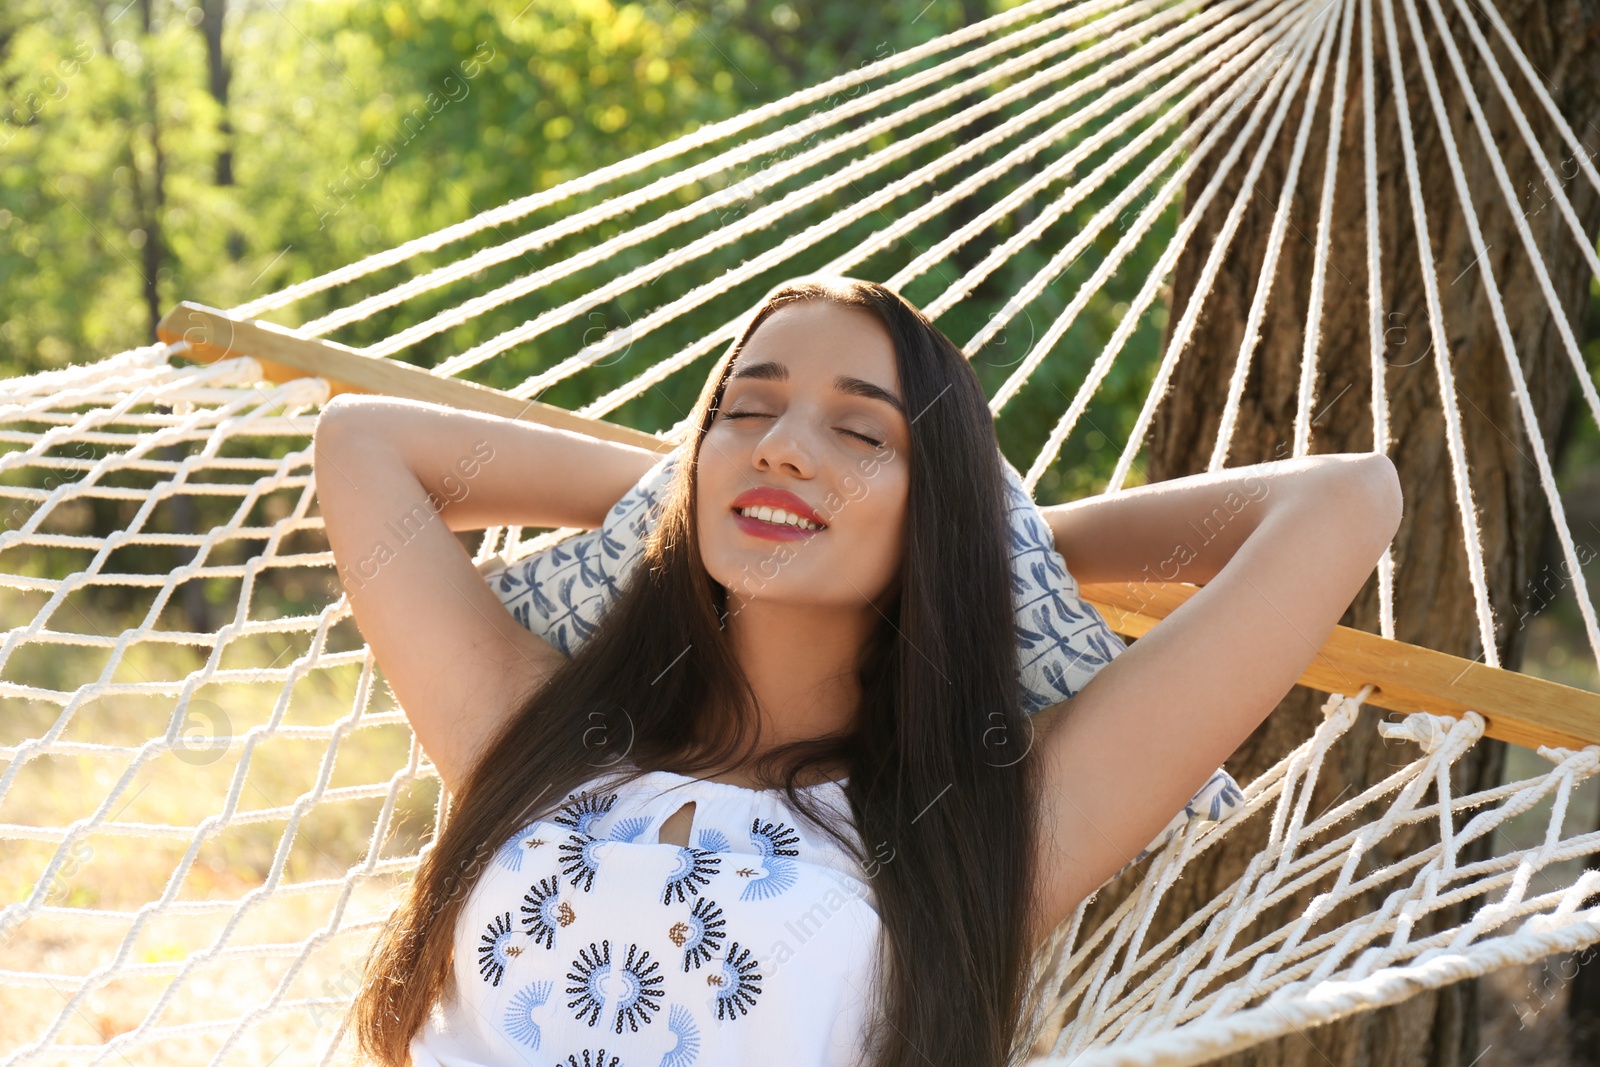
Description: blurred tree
0,0,755,375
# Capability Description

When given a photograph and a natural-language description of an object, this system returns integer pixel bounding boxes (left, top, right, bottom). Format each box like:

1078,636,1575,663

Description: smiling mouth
731,504,826,531
730,506,826,540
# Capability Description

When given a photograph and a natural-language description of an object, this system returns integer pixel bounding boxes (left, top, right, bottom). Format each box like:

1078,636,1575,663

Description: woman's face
696,300,912,617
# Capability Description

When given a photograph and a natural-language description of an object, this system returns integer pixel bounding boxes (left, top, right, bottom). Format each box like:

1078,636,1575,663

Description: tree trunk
1129,1,1599,1063
198,0,232,188
98,0,211,635
197,0,245,261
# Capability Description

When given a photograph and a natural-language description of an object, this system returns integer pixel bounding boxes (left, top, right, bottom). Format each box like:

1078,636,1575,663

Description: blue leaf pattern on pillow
1054,593,1085,624
478,447,677,660
568,610,598,643
531,574,559,618
599,526,630,562
999,455,1131,716
556,576,584,625
578,546,609,591
475,445,1245,861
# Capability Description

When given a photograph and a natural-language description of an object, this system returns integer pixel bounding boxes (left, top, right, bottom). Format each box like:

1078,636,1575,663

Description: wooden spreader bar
156,302,676,454
1081,581,1600,751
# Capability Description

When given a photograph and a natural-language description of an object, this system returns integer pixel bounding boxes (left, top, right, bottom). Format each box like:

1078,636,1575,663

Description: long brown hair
351,276,1042,1067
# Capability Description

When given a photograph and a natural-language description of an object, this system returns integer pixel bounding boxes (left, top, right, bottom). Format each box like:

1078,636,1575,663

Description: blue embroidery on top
609,815,651,843
708,941,763,1021
661,846,721,905
695,828,730,853
566,940,613,1027
609,942,666,1033
660,1003,701,1067
493,827,550,873
749,818,800,860
554,791,619,835
477,911,520,987
556,1050,623,1067
669,896,726,972
740,818,800,902
520,874,571,950
502,979,552,1049
563,938,667,1035
559,833,606,893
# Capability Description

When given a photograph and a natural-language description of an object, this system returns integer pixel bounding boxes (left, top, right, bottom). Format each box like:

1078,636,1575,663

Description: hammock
2,0,1598,1064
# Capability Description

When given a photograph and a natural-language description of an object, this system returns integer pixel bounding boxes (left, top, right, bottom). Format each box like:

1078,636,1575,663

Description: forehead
732,300,898,382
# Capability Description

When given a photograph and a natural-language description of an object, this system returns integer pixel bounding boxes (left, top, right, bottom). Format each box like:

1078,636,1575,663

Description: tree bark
197,0,245,261
1111,1,1599,1063
198,0,232,188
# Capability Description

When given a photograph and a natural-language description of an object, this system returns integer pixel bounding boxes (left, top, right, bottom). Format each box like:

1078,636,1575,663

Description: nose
750,411,816,479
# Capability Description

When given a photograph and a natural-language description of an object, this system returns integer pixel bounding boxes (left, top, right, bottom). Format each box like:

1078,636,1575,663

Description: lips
731,510,821,541
727,485,827,543
728,486,828,527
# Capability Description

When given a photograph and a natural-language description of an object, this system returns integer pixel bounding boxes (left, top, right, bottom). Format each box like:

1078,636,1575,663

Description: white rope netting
2,0,1597,1064
1024,693,1600,1065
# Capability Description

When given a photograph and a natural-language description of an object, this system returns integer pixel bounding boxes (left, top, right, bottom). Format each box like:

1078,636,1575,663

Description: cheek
864,461,908,517
694,445,734,515
695,481,729,553
851,473,908,563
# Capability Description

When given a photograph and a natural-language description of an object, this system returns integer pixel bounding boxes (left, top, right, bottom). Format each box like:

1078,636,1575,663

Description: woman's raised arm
1025,453,1402,946
1036,452,1387,587
316,395,660,532
311,396,656,793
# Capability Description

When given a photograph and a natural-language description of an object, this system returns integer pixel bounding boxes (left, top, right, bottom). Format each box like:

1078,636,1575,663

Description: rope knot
1376,711,1483,753
1536,745,1600,775
1318,686,1373,729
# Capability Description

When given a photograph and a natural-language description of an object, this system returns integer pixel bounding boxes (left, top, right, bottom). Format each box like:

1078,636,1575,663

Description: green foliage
0,1,721,369
1,0,1177,535
0,0,1131,365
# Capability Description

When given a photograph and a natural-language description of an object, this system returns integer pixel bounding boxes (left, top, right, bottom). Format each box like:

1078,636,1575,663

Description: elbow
315,392,362,427
1361,452,1404,542
311,398,371,491
312,394,373,457
1341,452,1403,550
1299,453,1403,552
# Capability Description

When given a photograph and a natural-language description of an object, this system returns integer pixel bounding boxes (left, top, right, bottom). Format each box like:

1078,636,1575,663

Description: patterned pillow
474,443,1244,861
476,446,679,657
1000,454,1126,714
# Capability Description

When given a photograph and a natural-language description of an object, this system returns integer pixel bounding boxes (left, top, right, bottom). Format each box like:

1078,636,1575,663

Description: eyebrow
728,360,906,418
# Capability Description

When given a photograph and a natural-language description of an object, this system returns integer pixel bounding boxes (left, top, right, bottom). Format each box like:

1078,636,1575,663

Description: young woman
313,277,1401,1067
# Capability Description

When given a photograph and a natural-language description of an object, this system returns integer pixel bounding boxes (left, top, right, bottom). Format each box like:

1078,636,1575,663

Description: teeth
737,505,822,531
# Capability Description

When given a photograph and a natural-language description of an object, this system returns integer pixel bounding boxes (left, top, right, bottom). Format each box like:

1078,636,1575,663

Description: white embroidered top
409,764,882,1067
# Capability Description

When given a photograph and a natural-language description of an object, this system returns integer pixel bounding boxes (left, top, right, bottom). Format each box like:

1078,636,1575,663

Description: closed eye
721,411,882,449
